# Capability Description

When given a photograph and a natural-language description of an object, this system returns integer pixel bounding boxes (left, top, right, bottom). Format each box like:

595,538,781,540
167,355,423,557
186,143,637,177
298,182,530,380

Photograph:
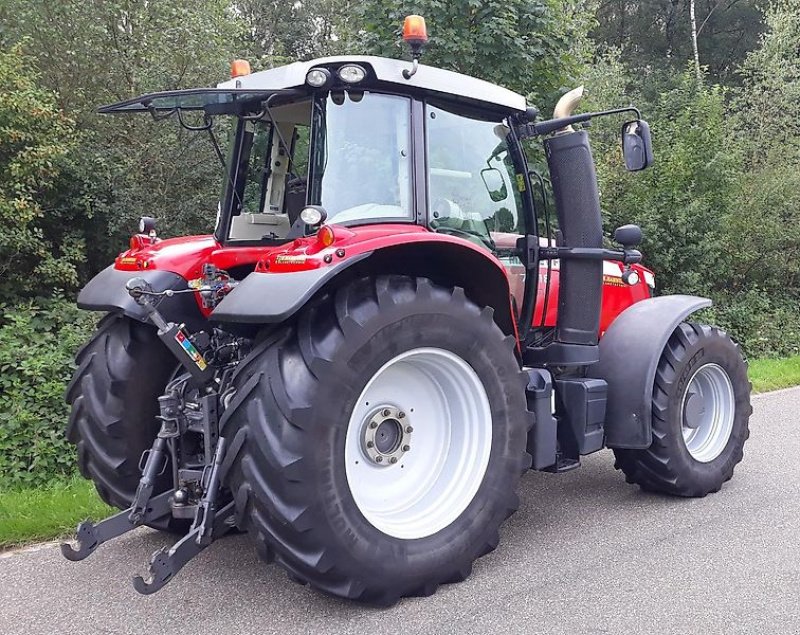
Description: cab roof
98,55,528,116
216,55,527,113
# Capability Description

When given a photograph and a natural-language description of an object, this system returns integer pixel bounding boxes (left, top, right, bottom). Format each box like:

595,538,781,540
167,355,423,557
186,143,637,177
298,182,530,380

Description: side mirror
613,224,643,248
480,167,508,203
621,120,654,172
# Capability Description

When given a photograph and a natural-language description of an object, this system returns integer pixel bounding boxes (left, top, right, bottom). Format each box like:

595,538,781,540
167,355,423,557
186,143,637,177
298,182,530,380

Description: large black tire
66,313,181,530
220,276,532,605
614,322,751,497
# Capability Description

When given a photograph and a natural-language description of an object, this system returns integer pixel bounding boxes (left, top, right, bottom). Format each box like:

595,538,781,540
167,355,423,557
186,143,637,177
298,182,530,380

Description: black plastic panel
555,377,607,455
525,368,557,470
211,252,371,324
77,265,206,331
587,295,712,449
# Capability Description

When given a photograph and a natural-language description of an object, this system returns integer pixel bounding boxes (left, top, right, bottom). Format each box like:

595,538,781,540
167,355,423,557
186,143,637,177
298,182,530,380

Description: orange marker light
230,59,251,78
317,225,336,248
403,15,428,47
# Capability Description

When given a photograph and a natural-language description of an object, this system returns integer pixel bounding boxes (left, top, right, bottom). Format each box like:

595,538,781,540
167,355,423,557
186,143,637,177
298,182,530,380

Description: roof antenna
402,15,428,79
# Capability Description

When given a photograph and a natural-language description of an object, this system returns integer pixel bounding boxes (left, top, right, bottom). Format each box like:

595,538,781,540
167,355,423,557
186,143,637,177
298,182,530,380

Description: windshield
310,92,413,225
222,91,413,242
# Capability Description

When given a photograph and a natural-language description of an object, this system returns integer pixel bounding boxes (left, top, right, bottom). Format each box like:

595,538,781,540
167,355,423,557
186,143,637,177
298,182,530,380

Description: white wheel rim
344,347,493,540
680,362,735,463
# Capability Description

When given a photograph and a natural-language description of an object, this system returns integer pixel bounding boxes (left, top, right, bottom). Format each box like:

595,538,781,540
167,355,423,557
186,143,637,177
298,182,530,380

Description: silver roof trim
217,55,527,113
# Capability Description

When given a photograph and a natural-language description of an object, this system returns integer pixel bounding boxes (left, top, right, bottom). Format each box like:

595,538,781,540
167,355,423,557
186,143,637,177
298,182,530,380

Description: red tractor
62,17,751,605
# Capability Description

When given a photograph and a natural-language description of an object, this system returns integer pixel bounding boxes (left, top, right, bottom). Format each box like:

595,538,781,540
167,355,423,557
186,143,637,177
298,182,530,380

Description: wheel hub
680,362,735,463
682,390,705,429
362,406,412,465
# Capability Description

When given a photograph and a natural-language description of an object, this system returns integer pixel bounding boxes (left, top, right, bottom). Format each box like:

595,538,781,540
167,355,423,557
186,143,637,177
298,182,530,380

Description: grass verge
749,356,800,394
0,476,113,549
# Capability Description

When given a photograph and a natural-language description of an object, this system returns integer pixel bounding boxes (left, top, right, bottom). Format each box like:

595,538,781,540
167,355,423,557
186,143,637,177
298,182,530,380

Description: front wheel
614,322,752,497
220,276,532,605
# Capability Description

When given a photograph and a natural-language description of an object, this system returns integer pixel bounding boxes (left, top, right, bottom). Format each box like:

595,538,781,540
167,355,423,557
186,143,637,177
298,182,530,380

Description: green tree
0,45,86,300
590,68,738,296
593,0,769,84
2,0,248,264
235,0,353,66
724,0,800,294
354,0,596,107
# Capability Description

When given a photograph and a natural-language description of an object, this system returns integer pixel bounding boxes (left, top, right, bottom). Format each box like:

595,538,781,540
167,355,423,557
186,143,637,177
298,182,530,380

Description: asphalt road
2,387,799,635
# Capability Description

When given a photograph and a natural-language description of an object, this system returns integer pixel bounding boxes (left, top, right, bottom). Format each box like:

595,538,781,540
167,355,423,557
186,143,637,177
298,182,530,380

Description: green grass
0,476,113,549
749,356,800,393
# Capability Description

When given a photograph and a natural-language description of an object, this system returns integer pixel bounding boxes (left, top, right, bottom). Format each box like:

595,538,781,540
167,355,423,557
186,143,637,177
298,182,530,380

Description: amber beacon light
402,15,428,79
403,15,428,47
230,59,251,78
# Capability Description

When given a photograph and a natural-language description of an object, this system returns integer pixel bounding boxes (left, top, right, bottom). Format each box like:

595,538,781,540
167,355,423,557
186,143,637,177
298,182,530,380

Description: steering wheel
433,225,496,251
431,198,495,251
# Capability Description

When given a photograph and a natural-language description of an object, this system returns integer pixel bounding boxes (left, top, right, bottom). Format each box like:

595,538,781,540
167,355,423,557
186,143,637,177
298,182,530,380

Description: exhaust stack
544,88,603,349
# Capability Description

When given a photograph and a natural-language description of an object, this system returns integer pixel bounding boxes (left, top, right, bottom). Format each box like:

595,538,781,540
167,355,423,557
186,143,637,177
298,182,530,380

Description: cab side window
426,103,524,252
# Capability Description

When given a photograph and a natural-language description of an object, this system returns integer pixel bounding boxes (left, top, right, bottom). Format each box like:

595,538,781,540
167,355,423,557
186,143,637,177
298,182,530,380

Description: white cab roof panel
217,55,527,113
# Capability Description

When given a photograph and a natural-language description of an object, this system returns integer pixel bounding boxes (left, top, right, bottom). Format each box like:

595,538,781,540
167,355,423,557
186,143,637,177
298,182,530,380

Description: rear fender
77,265,207,331
587,295,712,449
211,241,517,337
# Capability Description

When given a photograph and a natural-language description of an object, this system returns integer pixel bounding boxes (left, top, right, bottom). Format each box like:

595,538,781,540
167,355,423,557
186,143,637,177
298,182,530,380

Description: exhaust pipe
544,87,603,347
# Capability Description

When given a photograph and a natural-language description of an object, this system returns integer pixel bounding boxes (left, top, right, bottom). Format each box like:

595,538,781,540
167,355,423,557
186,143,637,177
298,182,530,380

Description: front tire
221,276,532,605
614,322,752,497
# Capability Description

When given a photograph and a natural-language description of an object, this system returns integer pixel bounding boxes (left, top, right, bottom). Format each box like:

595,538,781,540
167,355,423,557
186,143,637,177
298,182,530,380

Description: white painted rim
680,363,736,463
344,347,493,540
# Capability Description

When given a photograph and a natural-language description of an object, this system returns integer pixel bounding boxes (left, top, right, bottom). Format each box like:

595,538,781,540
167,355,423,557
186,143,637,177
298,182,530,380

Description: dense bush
0,299,94,488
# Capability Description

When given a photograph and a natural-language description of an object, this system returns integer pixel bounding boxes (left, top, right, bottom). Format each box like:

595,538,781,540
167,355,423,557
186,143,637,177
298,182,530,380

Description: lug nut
405,426,413,433
366,441,374,448
376,456,383,463
369,421,378,429
402,445,410,452
398,411,405,419
390,457,398,464
382,409,391,417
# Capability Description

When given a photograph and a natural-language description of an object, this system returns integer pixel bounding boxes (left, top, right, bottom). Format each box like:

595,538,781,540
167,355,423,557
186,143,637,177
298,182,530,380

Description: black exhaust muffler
544,130,603,347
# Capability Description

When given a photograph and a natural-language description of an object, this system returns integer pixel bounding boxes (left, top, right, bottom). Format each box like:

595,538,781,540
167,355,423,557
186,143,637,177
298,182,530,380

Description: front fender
77,265,207,330
588,294,712,449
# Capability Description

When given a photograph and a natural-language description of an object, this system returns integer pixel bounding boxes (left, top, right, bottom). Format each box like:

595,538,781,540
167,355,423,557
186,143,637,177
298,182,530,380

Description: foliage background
0,0,798,486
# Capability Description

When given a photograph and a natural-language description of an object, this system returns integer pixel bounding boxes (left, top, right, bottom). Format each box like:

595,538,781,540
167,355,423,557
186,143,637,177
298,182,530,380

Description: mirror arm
539,246,642,265
516,106,642,139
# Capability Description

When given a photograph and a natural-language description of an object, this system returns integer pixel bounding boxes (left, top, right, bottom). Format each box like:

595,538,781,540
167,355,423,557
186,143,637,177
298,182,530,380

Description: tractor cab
100,55,530,251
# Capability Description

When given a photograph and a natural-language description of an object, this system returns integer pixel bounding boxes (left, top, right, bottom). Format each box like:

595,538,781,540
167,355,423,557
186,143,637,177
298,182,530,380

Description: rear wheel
221,276,532,605
614,322,751,496
66,313,182,530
